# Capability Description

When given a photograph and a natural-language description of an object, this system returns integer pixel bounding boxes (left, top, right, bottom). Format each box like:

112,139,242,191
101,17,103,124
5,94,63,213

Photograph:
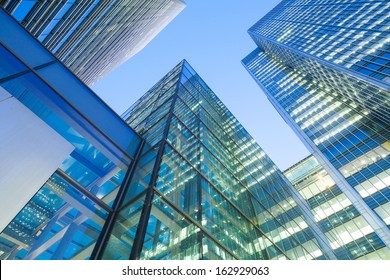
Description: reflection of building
98,60,338,260
243,0,390,259
1,0,185,85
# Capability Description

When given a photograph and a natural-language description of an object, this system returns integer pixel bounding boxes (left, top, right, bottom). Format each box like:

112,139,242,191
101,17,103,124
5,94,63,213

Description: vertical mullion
90,139,145,259
129,62,184,260
197,95,203,259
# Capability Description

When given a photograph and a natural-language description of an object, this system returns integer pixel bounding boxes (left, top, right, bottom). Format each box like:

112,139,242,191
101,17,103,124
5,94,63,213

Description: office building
285,156,390,259
0,9,338,258
4,0,390,260
245,0,389,123
1,0,185,85
94,59,341,260
243,0,390,259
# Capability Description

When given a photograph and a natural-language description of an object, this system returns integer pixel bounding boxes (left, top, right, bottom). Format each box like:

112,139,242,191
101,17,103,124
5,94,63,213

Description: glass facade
243,0,390,260
4,0,390,260
0,7,338,260
285,156,390,259
96,60,341,260
0,9,142,259
247,0,390,124
1,0,185,85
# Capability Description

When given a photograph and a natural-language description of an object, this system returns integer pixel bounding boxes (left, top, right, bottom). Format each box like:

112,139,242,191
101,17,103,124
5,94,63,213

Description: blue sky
92,0,310,170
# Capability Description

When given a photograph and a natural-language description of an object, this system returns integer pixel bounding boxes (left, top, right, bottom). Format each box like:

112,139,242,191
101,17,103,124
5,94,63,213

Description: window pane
0,44,27,80
140,195,201,260
102,194,145,260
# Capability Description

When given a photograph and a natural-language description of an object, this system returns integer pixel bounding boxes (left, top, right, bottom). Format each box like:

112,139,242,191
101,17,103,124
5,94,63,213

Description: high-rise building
1,0,185,85
242,0,390,259
1,8,338,260
284,156,390,259
244,0,389,123
95,59,341,260
4,0,390,260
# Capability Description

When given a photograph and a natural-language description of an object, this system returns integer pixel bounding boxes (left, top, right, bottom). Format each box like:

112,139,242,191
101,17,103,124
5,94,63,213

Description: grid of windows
248,0,390,124
244,47,390,218
250,0,390,82
285,156,390,259
243,43,390,261
98,60,338,260
243,0,390,259
1,0,185,85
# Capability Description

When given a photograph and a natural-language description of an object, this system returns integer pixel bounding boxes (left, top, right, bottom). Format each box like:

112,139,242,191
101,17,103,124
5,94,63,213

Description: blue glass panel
123,147,158,204
0,9,56,67
363,187,390,209
0,44,27,80
38,1,75,41
35,62,141,157
12,1,37,21
1,71,130,200
0,72,131,167
38,19,59,41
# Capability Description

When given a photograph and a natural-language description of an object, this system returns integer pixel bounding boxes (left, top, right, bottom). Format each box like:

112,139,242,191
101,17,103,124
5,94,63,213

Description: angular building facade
0,8,143,260
244,0,389,124
95,60,340,260
0,7,339,260
243,0,390,259
4,0,390,260
1,0,185,85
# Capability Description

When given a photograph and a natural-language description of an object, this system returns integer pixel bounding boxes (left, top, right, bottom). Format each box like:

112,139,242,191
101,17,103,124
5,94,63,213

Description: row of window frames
268,10,390,28
257,38,390,87
253,17,390,39
245,46,380,111
280,26,389,45
17,1,92,46
261,23,389,50
264,83,390,171
260,4,390,27
267,1,389,16
274,30,390,58
52,0,174,58
43,3,104,53
265,73,384,129
300,40,390,61
268,51,388,106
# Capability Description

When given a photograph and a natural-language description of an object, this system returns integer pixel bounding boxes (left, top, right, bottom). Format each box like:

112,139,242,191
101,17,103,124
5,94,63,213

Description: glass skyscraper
245,0,389,124
94,60,342,260
3,0,390,261
0,8,336,260
243,0,390,259
1,0,185,85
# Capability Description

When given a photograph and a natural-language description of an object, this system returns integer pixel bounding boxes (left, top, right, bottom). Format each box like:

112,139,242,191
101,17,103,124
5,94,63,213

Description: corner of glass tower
242,0,390,260
99,59,342,260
